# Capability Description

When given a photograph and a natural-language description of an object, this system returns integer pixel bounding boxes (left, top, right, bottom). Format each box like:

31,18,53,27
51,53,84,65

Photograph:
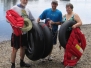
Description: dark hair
66,3,74,9
51,0,58,5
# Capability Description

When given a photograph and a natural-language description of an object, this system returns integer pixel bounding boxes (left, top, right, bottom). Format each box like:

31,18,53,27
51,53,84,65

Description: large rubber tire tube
58,20,76,49
39,22,53,58
25,21,45,61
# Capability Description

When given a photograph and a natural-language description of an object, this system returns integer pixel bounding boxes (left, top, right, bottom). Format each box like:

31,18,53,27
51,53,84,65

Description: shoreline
0,24,90,43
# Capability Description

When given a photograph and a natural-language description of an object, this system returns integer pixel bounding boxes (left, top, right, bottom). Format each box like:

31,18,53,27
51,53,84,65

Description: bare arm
53,14,66,25
50,21,61,25
50,11,62,25
72,13,82,28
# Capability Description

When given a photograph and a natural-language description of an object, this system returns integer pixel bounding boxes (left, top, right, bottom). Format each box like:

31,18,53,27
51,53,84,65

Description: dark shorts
11,33,28,49
51,30,58,45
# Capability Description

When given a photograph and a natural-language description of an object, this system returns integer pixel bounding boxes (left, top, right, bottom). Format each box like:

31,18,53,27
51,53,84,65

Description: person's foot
47,55,53,61
40,58,46,62
20,61,31,67
11,65,15,68
11,63,15,68
40,55,53,62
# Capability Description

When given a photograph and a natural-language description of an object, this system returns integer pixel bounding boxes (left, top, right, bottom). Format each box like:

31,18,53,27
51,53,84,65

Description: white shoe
40,58,46,62
47,55,53,61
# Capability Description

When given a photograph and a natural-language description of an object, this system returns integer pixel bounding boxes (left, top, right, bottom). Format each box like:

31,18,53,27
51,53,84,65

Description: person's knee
12,47,18,53
20,46,26,50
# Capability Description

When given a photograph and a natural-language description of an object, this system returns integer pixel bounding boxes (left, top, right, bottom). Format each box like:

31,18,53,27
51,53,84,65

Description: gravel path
0,24,91,68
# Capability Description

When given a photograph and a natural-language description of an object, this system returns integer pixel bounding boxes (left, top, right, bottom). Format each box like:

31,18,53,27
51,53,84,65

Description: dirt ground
0,24,91,68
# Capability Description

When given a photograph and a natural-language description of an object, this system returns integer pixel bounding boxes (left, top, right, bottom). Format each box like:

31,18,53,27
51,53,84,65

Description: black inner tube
58,20,76,48
39,22,53,58
25,21,45,61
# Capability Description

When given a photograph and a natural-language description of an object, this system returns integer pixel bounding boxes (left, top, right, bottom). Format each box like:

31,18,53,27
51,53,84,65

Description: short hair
51,0,58,5
66,3,74,9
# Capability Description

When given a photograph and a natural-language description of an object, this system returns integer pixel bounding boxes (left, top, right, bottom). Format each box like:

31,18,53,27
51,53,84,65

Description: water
0,0,91,42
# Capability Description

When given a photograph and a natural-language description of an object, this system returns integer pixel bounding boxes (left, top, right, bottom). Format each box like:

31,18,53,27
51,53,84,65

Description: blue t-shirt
39,8,62,31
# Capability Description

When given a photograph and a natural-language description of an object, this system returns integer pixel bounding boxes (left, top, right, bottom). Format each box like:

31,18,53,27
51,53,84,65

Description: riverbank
0,24,91,68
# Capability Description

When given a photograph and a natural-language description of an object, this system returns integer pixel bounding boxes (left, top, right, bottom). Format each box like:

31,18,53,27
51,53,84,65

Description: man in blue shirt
37,0,62,61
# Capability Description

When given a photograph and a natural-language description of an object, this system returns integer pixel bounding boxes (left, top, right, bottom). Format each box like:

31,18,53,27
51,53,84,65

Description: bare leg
20,46,31,67
20,46,25,60
11,47,18,63
11,47,18,68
